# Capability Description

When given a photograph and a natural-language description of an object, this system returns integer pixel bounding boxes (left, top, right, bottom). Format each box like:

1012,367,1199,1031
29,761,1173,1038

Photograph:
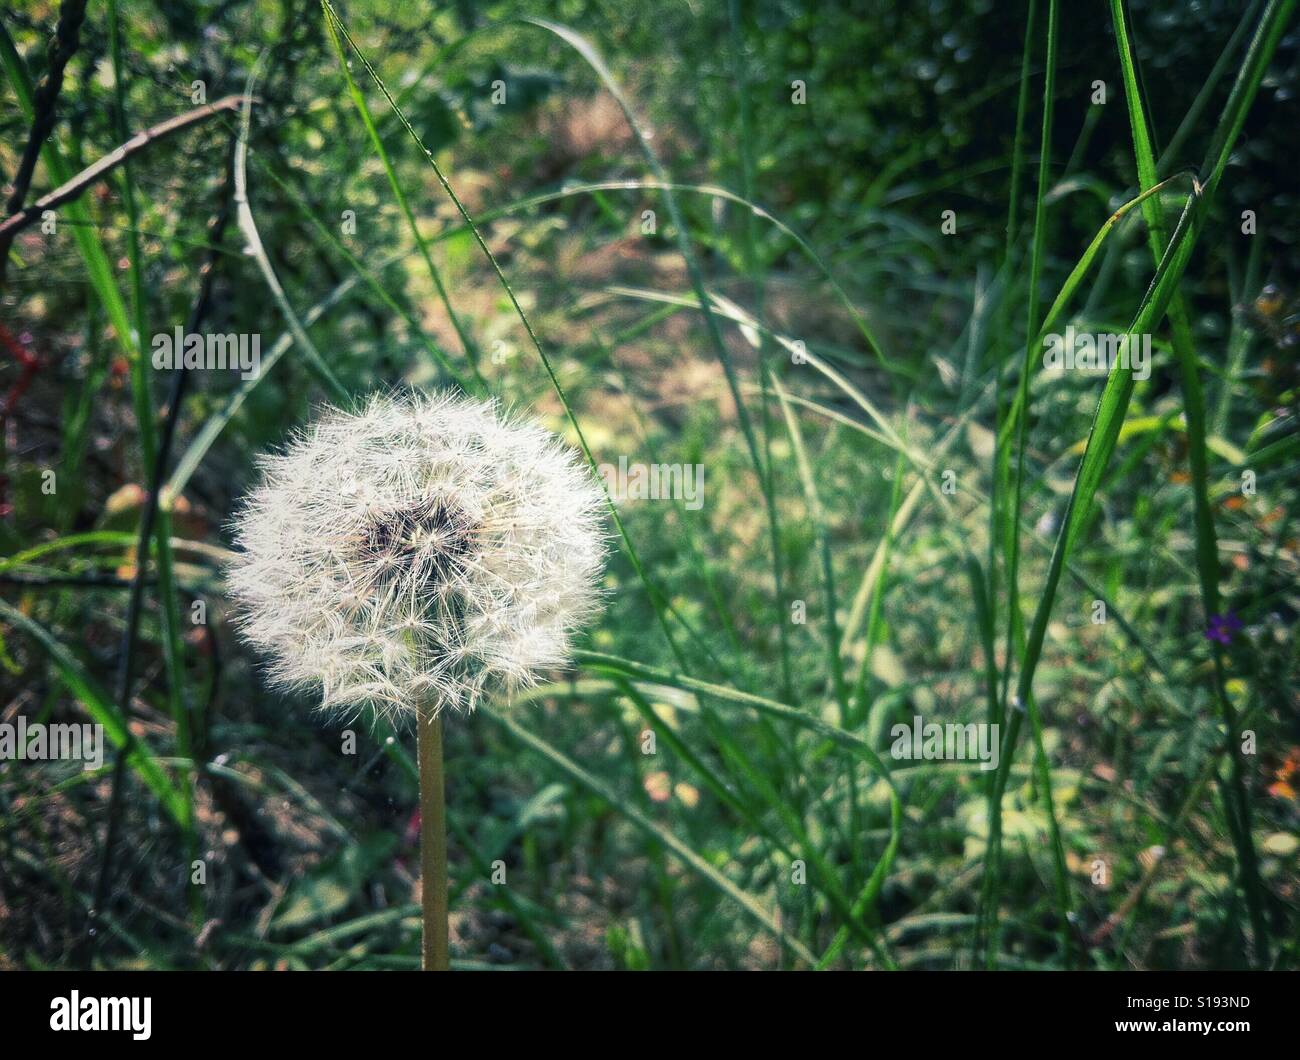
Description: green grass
1,0,1297,971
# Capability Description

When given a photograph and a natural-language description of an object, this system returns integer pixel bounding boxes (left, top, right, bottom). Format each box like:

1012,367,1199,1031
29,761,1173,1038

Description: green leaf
0,599,189,827
271,833,398,933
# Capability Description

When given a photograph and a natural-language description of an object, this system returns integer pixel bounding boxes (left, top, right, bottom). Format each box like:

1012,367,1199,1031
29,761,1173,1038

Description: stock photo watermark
151,326,262,380
891,716,1000,772
50,992,151,1040
0,716,105,770
597,456,705,510
1042,325,1152,381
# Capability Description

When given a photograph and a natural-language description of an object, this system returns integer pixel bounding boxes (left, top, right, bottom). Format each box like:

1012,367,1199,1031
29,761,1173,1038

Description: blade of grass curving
318,0,692,674
757,387,891,450
247,156,470,390
0,598,188,825
0,531,229,574
320,10,485,387
581,647,903,962
993,172,1193,456
577,650,899,788
519,16,805,697
607,283,976,683
1109,0,1272,964
1077,0,1267,322
518,15,888,384
613,678,773,841
621,285,919,465
231,69,348,404
1,531,150,572
636,282,1171,691
164,267,371,504
483,706,816,966
981,0,1294,950
610,283,957,711
408,175,920,382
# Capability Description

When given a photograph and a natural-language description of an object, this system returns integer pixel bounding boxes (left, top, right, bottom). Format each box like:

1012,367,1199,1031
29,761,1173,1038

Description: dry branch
0,95,252,243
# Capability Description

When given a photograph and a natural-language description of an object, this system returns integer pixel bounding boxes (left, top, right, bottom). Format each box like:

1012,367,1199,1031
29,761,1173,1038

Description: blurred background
1,0,1297,970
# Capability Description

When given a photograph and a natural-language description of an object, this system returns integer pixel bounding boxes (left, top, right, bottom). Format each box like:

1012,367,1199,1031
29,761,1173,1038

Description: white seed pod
226,391,606,722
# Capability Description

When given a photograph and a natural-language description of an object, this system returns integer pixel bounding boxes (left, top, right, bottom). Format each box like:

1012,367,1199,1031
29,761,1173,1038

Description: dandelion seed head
227,391,606,723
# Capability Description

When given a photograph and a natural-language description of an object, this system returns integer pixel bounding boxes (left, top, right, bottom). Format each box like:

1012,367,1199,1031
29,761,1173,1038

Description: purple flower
1205,612,1243,644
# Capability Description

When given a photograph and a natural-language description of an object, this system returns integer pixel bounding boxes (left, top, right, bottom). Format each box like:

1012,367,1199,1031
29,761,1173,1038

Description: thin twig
0,96,251,243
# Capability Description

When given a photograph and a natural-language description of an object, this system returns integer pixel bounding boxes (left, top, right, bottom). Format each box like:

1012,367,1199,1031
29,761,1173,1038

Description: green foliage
1,0,1297,971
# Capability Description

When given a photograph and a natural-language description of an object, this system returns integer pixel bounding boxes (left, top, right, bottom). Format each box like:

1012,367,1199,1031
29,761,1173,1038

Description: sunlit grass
1,0,1295,971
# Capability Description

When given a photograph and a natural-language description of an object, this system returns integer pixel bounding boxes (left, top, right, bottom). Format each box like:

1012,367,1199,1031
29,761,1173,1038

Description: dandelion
227,391,606,968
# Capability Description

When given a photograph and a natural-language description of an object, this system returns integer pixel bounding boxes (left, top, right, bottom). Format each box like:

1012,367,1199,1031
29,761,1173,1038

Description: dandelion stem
417,713,450,971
